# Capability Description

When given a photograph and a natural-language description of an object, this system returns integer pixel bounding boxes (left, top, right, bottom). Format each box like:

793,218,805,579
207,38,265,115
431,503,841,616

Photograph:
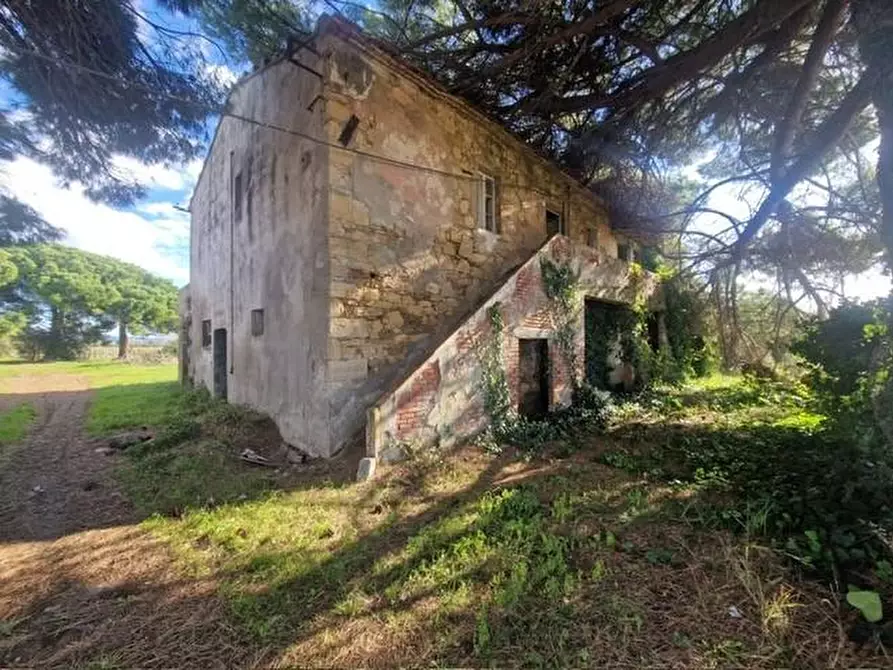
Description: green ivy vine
540,258,581,387
474,265,617,454
541,258,578,312
479,303,515,436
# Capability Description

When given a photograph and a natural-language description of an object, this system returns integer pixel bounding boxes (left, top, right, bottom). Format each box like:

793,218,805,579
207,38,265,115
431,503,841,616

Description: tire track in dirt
0,373,265,668
0,375,133,541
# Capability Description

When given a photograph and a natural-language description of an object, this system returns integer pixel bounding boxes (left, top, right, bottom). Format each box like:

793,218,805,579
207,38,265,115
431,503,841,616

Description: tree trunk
875,90,893,265
117,320,129,359
854,0,893,266
47,305,64,360
50,306,62,338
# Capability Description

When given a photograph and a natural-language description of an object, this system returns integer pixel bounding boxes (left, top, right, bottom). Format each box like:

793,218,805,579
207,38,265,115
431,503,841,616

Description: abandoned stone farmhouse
180,17,664,466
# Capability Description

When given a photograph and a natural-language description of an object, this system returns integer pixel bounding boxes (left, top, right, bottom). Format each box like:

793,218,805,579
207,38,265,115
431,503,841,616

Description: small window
201,319,212,347
617,243,631,262
546,209,564,237
233,170,243,223
586,227,598,248
251,308,264,336
477,173,497,233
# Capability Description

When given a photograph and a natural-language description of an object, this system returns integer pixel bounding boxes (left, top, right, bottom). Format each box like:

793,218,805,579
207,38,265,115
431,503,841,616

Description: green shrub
479,383,613,455
554,383,614,430
792,300,890,402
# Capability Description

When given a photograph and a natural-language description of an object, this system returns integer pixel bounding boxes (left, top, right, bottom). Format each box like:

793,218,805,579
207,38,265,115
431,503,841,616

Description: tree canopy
346,0,892,365
164,1,892,318
0,0,227,245
1,0,891,367
0,0,224,206
1,245,178,360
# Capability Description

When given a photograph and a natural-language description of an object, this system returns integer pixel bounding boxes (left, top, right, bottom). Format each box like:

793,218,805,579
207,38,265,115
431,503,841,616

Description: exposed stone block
328,358,369,383
331,318,369,339
385,310,404,329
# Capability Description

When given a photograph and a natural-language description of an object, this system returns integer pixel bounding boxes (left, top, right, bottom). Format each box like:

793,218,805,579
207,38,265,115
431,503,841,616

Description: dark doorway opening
180,328,191,386
213,328,228,400
546,209,562,237
518,338,549,418
647,313,661,352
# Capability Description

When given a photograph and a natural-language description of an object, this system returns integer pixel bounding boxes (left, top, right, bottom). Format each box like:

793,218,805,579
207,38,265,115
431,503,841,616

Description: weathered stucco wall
188,54,334,456
317,25,635,453
367,236,660,460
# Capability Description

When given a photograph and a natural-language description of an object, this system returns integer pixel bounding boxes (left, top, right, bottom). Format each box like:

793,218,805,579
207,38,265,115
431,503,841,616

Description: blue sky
1,155,201,285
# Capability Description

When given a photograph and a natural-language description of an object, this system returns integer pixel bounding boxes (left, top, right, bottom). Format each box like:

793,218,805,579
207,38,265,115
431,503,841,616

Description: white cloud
205,62,240,88
1,157,192,286
111,155,202,192
137,201,185,217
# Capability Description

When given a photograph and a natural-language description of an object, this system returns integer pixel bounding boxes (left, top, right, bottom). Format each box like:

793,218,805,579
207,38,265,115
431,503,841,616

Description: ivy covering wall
584,300,641,390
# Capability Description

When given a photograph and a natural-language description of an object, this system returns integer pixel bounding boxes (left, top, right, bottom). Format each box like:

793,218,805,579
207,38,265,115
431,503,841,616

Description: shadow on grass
0,524,262,668
3,427,883,668
149,440,885,669
4,373,882,667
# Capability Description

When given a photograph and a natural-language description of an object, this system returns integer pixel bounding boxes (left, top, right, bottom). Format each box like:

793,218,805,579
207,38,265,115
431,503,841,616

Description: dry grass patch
0,525,260,668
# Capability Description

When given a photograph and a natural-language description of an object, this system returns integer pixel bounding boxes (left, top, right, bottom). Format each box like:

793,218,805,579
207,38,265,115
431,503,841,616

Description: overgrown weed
601,374,893,591
117,387,283,516
121,372,890,667
0,402,35,445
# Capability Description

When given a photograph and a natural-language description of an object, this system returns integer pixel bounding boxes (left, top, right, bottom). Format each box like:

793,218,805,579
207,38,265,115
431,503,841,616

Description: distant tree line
0,245,178,360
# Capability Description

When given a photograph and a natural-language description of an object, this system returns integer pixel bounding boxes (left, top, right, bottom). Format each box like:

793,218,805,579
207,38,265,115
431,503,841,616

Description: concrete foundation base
356,456,376,481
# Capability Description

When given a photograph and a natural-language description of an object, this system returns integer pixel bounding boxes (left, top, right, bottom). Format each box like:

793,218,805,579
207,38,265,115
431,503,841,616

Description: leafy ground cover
601,375,892,581
122,374,890,668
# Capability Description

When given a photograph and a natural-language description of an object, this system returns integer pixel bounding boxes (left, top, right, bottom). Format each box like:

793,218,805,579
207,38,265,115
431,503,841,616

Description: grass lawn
0,403,36,445
124,375,884,668
0,359,176,387
87,379,181,435
0,359,179,435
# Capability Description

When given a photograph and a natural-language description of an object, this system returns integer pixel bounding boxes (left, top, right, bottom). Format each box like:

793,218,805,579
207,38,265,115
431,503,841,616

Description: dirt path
0,373,263,668
0,374,134,541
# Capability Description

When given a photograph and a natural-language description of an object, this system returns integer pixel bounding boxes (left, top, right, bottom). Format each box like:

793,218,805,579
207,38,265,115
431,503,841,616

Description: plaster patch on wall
329,49,375,99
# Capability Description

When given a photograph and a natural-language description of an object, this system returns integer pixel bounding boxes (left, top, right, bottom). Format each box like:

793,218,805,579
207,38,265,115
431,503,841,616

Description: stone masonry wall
317,23,634,453
367,235,660,461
